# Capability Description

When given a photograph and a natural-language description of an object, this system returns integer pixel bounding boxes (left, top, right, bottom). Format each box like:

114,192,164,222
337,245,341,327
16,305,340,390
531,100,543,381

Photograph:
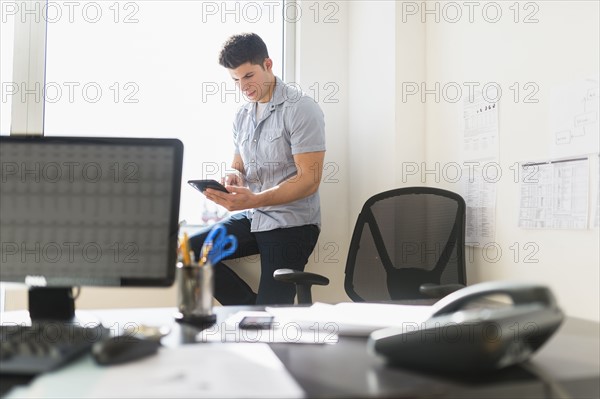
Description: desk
1,306,599,398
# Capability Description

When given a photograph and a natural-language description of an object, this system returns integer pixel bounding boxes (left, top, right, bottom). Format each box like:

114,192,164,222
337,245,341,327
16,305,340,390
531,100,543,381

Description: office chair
274,187,467,304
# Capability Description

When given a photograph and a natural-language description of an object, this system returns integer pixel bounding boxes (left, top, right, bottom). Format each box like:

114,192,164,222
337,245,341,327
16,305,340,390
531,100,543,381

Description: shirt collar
242,76,285,113
270,76,287,106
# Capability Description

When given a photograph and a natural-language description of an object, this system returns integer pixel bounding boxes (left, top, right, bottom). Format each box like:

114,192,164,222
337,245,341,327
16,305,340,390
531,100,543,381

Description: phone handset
429,281,560,318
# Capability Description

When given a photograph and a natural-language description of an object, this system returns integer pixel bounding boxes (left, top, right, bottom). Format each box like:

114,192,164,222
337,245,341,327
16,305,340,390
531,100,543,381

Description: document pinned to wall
460,165,497,246
519,158,589,229
549,78,599,159
463,89,499,161
462,89,499,245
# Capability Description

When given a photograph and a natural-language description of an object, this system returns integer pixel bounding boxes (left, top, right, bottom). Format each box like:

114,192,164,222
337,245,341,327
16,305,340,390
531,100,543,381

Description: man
190,33,326,305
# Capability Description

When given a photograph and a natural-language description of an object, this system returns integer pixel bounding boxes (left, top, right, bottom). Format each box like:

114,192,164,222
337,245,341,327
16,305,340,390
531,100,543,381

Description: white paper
265,302,435,337
519,158,589,229
462,90,499,245
6,344,304,399
460,165,497,246
549,78,599,159
463,89,499,161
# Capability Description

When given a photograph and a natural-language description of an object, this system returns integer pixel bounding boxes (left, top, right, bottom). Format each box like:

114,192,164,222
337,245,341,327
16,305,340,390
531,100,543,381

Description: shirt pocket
260,128,289,163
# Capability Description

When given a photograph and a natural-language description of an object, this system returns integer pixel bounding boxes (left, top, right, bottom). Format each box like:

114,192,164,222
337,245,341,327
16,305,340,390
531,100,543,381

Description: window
5,0,286,224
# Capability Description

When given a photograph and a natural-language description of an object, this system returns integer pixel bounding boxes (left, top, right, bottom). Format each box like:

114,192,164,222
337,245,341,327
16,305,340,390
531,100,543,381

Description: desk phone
368,281,564,373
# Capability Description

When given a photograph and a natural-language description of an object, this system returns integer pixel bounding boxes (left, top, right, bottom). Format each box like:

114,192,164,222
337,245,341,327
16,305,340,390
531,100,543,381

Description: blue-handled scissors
200,224,238,265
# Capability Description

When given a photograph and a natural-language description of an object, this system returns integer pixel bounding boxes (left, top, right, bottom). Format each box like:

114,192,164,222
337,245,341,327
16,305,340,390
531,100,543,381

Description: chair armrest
273,269,330,286
420,283,465,298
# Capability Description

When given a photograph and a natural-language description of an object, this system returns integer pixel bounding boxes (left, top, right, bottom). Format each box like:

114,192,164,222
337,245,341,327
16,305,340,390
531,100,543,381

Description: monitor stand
28,287,75,321
27,287,103,326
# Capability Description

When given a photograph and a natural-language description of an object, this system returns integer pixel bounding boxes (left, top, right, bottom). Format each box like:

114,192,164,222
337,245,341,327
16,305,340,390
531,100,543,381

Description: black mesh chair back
344,187,466,301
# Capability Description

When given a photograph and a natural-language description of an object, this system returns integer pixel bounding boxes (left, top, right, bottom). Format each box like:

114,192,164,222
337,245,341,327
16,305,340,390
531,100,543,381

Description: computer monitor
0,136,183,321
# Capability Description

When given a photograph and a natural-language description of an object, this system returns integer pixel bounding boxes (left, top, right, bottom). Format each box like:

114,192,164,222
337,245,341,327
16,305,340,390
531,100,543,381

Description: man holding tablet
190,33,326,305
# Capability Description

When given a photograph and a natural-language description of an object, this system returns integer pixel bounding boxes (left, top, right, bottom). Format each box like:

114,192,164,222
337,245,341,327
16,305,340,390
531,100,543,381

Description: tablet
188,179,229,193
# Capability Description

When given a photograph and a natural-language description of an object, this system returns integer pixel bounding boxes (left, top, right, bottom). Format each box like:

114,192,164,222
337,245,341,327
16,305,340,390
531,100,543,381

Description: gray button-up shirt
233,77,326,232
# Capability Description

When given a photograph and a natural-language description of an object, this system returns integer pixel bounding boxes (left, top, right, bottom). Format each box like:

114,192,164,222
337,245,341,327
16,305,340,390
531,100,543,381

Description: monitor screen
0,136,183,291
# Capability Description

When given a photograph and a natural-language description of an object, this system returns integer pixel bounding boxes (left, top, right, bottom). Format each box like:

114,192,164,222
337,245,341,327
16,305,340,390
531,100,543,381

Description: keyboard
0,323,110,375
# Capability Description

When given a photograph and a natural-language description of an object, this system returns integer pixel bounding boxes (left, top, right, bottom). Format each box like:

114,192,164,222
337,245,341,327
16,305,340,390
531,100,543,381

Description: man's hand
205,151,325,212
221,170,245,187
204,185,257,212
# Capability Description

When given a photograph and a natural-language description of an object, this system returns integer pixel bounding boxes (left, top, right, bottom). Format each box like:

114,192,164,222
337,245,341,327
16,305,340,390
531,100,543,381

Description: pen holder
174,262,217,328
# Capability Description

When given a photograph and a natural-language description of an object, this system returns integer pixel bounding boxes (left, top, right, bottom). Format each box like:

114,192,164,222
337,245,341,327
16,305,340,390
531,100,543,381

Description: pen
200,242,213,266
181,232,192,265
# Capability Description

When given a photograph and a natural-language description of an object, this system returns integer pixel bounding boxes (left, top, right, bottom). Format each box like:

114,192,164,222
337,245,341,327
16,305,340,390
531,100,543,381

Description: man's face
228,59,274,103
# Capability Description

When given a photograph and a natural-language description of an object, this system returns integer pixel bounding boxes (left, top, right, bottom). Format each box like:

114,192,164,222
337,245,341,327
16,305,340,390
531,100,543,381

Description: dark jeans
189,213,320,305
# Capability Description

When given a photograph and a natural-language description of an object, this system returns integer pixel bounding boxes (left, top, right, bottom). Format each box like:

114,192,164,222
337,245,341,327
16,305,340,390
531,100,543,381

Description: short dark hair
218,33,269,69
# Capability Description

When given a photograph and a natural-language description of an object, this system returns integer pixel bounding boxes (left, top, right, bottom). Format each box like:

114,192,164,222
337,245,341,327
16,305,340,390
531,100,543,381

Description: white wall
424,1,599,321
395,4,426,188
310,0,599,320
347,1,427,218
348,1,397,215
293,1,350,303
